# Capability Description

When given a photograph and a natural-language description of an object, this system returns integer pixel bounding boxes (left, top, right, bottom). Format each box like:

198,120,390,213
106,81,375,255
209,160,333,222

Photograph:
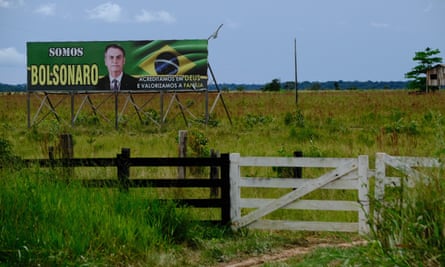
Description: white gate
374,152,441,201
229,154,370,235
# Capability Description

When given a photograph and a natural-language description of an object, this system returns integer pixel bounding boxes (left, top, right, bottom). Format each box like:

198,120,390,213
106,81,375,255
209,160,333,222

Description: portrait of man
95,43,138,91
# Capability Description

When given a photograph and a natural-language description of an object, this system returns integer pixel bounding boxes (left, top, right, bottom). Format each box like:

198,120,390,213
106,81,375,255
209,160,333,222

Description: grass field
3,90,445,158
1,90,444,266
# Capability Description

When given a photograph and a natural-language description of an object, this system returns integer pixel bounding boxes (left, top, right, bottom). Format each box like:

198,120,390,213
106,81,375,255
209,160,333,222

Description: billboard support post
114,92,119,130
160,91,164,128
70,92,75,126
208,63,232,125
205,88,209,125
27,92,31,128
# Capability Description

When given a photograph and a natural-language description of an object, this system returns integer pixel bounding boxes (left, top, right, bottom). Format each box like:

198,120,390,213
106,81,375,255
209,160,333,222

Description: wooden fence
229,154,370,234
16,150,444,235
22,148,231,225
375,152,442,200
374,152,442,223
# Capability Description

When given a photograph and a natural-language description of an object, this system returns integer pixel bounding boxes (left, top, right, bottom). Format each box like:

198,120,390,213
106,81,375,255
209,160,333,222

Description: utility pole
294,38,298,105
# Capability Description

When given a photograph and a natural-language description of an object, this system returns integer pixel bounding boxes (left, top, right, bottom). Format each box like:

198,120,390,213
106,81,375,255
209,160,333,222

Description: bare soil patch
216,238,368,267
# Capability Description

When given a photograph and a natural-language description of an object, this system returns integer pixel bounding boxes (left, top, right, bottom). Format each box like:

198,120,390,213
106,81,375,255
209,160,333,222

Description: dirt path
217,240,368,267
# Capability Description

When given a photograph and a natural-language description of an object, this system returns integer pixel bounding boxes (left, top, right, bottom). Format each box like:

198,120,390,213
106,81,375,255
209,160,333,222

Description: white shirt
109,72,123,90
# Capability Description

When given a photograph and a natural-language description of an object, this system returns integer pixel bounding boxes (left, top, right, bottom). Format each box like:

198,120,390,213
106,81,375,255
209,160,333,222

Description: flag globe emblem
154,52,179,75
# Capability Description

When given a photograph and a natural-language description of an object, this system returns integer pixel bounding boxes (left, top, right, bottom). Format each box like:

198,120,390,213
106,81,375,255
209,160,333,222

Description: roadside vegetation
1,90,444,266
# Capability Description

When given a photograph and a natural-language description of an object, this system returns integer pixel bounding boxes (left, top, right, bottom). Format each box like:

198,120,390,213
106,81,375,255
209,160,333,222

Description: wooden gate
374,152,441,201
229,154,370,234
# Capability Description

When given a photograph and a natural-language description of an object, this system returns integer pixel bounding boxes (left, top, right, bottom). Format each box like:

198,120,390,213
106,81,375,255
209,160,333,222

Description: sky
0,0,444,85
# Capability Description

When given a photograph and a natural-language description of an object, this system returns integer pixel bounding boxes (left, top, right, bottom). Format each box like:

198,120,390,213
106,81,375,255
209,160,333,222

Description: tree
310,82,321,91
405,47,442,92
334,81,340,90
263,78,281,91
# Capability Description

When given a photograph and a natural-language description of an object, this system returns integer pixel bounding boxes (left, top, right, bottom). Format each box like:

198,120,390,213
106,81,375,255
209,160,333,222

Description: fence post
358,155,370,235
178,130,187,179
48,146,55,160
293,151,303,178
374,152,386,226
117,148,131,192
220,153,231,225
59,133,74,159
47,146,55,171
375,152,386,202
229,153,241,228
210,149,220,198
59,133,74,179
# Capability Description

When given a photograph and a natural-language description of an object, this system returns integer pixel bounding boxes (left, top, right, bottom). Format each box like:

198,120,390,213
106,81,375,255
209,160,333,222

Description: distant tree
263,78,281,91
405,47,442,92
236,85,245,92
283,81,295,90
310,82,321,91
334,81,340,90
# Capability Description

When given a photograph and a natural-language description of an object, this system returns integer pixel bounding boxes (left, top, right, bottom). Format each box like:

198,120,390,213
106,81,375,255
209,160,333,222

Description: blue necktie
112,79,118,91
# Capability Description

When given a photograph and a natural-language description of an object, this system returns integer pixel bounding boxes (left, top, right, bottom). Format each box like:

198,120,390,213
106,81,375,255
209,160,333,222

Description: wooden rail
229,154,370,234
16,149,442,235
22,148,231,225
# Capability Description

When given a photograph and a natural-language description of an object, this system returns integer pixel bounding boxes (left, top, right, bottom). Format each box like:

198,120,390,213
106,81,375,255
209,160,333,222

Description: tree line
1,48,442,93
1,80,411,92
213,80,410,91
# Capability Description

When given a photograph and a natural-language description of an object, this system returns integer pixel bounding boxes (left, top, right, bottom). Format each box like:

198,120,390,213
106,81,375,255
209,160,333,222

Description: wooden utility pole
294,38,299,105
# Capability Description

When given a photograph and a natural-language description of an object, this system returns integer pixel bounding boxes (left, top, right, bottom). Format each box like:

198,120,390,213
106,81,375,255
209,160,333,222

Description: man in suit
95,44,138,91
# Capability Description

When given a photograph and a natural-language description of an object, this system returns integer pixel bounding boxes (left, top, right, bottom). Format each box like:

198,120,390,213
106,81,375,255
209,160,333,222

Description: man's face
104,47,125,77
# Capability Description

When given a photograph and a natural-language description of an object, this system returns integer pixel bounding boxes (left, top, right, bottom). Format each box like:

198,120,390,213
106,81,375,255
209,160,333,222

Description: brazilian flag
129,40,208,77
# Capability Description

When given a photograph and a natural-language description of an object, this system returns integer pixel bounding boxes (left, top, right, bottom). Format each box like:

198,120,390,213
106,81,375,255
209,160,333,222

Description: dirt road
217,239,368,267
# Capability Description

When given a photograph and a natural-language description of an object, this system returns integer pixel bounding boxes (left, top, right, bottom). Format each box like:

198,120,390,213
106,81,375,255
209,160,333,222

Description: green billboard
27,39,208,92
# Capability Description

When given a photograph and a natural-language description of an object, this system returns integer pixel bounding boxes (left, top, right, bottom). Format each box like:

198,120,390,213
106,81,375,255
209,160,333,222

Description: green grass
1,90,445,265
0,165,315,266
0,167,204,266
369,171,445,266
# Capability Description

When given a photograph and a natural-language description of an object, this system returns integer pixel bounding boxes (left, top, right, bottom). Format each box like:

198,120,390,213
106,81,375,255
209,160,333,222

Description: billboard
27,40,208,92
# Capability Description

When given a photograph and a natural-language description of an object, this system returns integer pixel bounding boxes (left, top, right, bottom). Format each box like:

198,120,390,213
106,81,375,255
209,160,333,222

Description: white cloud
0,47,25,66
35,3,56,16
135,10,176,24
370,21,389,29
0,0,10,8
0,0,24,8
86,2,122,23
423,1,433,13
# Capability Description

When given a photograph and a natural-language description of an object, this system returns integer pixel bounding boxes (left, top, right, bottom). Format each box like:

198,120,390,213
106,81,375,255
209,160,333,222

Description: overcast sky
0,0,444,85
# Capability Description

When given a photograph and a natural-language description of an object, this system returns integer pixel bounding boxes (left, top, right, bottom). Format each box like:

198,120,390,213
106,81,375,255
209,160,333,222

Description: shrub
284,109,304,127
0,137,14,162
187,130,210,176
243,114,272,128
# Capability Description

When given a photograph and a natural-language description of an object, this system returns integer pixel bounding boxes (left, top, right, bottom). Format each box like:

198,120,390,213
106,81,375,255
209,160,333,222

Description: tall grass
368,114,445,266
0,161,213,266
3,91,444,159
361,168,444,266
